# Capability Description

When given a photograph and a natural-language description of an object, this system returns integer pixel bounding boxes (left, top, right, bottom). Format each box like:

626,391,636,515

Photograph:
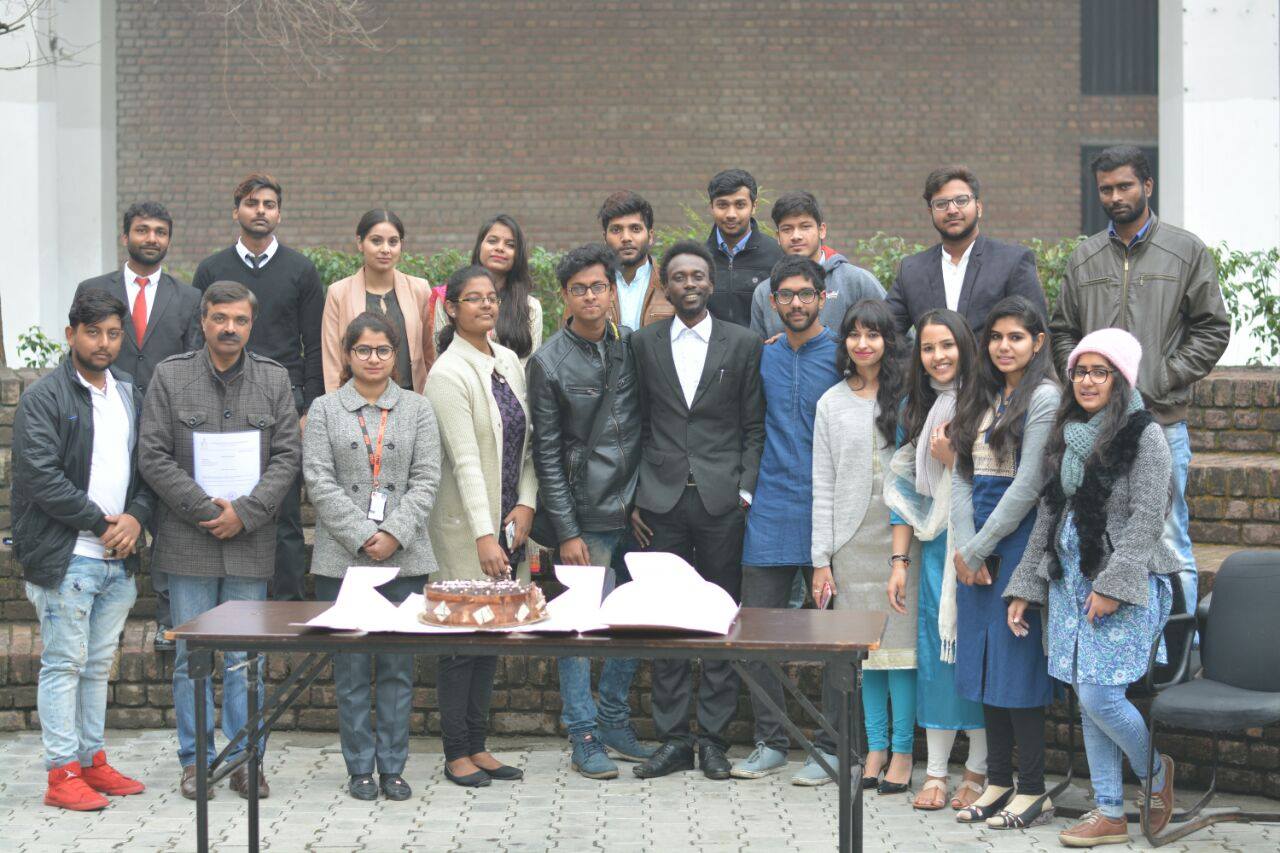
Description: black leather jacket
526,320,641,542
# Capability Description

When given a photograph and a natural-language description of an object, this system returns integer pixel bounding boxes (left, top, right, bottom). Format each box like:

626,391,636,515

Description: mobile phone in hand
504,520,516,544
817,582,834,610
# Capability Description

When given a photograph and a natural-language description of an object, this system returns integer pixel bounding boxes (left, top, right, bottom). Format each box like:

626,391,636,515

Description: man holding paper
139,281,301,802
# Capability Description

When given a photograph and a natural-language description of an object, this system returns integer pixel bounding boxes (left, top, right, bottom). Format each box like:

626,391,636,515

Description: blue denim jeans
1076,681,1165,818
25,556,137,769
170,574,267,768
557,530,640,734
1161,422,1197,609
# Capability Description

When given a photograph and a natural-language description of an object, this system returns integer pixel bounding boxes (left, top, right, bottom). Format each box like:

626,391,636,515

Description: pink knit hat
1067,328,1142,387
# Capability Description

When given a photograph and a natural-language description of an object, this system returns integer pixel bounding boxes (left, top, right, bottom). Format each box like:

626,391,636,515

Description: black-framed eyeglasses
1070,366,1114,383
351,345,395,361
774,288,820,305
930,194,975,212
567,282,611,297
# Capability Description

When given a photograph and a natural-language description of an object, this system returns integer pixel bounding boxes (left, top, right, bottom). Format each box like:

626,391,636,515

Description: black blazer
886,234,1047,338
630,316,765,516
75,271,202,392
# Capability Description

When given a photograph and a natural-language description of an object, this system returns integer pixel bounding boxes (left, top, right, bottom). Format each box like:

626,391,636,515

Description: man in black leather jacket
526,243,652,780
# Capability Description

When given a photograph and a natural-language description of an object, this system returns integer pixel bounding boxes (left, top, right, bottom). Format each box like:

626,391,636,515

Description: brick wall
114,1,1154,271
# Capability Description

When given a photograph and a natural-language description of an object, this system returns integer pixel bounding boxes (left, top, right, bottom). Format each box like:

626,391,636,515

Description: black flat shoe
697,744,731,781
987,792,1055,829
348,774,377,800
379,773,412,800
878,779,910,795
444,765,491,788
956,785,1016,823
862,773,882,790
479,764,523,781
633,741,695,779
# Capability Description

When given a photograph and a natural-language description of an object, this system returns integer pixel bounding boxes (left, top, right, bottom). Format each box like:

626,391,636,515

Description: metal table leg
190,648,214,853
247,651,260,853
852,654,864,853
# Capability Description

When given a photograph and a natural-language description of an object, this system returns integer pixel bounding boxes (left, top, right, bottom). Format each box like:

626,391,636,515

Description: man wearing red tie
76,201,203,650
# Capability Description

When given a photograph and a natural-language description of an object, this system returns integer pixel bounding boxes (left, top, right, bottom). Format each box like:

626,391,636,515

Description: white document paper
595,552,740,635
193,430,261,501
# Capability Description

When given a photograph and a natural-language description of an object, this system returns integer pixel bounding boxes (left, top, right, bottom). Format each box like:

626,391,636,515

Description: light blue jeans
1076,681,1166,818
557,530,640,735
25,556,137,770
1161,422,1198,610
863,669,917,754
170,574,267,768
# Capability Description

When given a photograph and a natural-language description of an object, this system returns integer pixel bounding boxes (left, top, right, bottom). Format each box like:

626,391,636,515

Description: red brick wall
114,1,1156,271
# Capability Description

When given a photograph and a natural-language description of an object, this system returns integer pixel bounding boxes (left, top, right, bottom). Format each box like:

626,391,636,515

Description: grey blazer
76,271,202,391
303,380,441,579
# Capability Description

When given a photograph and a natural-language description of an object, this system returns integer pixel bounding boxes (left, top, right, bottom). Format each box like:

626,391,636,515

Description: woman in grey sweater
303,311,441,802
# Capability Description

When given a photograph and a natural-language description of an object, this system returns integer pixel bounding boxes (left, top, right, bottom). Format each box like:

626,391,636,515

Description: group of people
13,148,1231,848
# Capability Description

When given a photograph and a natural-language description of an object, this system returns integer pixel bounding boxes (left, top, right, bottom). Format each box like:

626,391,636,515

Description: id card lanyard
357,408,389,521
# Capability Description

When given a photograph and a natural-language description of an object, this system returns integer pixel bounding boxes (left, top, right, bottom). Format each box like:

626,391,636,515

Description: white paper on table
592,552,739,635
297,565,402,631
193,430,261,501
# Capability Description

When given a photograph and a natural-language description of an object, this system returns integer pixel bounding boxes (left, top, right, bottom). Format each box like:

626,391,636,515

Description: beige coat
432,294,543,366
423,334,537,581
322,269,434,393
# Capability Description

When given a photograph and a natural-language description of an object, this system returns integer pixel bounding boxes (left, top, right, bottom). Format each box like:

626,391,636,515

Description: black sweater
192,244,324,409
704,220,785,327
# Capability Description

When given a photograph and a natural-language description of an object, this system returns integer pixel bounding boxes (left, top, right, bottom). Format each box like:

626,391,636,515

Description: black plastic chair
1140,549,1280,846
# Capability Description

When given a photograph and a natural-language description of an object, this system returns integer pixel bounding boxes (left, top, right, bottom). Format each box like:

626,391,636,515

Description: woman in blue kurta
948,296,1059,830
884,309,987,812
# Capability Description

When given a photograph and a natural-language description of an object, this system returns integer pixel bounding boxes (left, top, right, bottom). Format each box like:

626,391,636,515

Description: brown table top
170,601,885,660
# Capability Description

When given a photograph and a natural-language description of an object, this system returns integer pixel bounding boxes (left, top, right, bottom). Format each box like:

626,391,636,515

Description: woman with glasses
322,210,435,392
424,265,536,787
303,311,442,801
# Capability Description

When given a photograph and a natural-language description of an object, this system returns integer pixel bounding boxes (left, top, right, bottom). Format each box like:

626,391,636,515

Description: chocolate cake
419,579,548,628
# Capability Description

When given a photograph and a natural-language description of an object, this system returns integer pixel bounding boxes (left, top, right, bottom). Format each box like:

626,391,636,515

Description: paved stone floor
1,730,1275,852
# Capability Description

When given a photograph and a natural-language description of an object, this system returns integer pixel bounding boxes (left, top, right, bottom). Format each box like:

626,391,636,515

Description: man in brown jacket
599,190,674,330
140,281,301,801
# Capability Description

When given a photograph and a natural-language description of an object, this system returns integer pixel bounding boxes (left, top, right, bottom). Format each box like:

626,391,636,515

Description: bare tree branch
0,0,95,71
206,0,383,80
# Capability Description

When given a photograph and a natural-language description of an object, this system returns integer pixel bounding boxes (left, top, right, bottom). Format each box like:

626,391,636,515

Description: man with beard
76,201,202,650
192,174,322,602
140,281,301,801
629,241,765,782
599,190,674,329
1050,144,1229,619
703,169,785,327
729,255,842,782
886,166,1045,337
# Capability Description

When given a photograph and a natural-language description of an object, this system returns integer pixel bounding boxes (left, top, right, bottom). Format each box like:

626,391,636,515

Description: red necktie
133,277,149,344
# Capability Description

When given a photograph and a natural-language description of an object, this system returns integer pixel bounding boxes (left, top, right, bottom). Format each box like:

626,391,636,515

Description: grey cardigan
303,380,441,578
1004,420,1177,607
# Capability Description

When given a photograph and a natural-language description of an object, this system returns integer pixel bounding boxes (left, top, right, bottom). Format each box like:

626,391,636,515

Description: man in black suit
75,201,202,651
886,166,1046,338
628,240,765,781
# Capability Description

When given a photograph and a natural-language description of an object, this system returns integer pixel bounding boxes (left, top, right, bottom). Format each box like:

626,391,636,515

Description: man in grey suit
628,241,765,782
75,201,203,650
886,166,1047,338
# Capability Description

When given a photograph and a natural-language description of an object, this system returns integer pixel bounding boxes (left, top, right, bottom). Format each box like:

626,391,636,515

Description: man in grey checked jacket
139,280,301,802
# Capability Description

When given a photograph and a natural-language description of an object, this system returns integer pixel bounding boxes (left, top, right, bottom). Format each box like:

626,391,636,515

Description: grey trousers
314,574,420,776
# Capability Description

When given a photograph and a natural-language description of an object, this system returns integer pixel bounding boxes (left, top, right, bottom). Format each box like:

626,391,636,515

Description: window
1080,144,1159,235
1080,0,1158,95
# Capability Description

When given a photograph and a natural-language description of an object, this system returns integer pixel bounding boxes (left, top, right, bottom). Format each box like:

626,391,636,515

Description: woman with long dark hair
949,295,1060,830
1005,329,1177,846
884,309,989,811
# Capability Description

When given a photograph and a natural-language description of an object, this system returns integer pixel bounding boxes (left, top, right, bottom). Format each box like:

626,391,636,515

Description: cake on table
420,579,548,628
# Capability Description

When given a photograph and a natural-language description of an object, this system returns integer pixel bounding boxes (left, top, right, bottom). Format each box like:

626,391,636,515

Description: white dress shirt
615,259,652,331
72,370,133,560
940,240,975,312
123,264,161,325
670,312,713,408
237,236,280,269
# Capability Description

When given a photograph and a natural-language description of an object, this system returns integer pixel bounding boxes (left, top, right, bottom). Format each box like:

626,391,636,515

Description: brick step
1187,451,1280,547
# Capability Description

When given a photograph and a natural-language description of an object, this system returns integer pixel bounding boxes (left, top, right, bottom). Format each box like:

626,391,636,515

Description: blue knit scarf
1061,390,1145,497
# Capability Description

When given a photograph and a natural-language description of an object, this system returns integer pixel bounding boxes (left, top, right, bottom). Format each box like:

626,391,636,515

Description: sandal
955,785,1014,824
913,776,949,811
950,777,985,810
987,792,1054,830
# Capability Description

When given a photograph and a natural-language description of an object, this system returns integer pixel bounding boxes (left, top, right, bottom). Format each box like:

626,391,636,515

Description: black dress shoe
444,765,491,788
348,774,378,800
633,741,695,779
378,773,411,800
698,744,732,781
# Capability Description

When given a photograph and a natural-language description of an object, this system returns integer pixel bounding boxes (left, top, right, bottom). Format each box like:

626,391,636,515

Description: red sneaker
80,751,145,796
44,762,110,811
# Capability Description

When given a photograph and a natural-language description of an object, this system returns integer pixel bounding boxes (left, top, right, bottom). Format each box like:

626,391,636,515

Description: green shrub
1211,244,1280,365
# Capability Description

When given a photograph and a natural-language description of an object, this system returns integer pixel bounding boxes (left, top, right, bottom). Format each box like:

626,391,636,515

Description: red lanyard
356,408,388,489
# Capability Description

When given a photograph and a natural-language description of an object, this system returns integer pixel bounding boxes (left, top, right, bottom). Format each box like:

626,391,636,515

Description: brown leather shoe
1059,809,1129,847
229,764,270,800
1145,754,1176,834
180,765,214,801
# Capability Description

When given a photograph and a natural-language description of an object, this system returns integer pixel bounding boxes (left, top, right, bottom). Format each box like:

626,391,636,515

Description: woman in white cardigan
423,264,536,788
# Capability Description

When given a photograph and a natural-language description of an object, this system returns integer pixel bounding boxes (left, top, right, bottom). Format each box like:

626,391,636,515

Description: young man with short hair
14,290,155,810
703,169,784,327
749,191,885,339
598,191,674,329
527,243,654,780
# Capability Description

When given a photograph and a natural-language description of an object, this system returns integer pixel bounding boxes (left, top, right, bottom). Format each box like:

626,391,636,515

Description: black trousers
641,485,744,750
984,703,1047,794
437,654,499,762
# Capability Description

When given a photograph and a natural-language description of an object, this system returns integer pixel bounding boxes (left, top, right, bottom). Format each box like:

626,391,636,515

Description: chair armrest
1144,611,1198,693
1197,591,1212,628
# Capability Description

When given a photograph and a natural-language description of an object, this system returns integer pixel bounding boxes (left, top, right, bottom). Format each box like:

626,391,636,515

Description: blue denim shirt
743,327,840,566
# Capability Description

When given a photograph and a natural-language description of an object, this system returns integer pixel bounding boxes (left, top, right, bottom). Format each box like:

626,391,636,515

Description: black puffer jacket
526,320,641,541
12,358,156,588
705,220,785,327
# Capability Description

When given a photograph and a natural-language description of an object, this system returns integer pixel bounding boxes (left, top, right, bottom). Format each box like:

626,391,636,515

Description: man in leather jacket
526,243,652,780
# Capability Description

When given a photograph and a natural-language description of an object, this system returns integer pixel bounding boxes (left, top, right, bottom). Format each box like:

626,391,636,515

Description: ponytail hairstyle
470,214,534,358
952,295,1057,479
338,311,402,386
436,264,497,355
901,309,978,445
835,299,905,445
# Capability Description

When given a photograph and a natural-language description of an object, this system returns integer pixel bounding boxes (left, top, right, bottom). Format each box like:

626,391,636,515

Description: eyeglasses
1070,366,1114,384
456,294,503,306
774,288,820,305
351,345,395,361
930,194,975,212
567,282,611,297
